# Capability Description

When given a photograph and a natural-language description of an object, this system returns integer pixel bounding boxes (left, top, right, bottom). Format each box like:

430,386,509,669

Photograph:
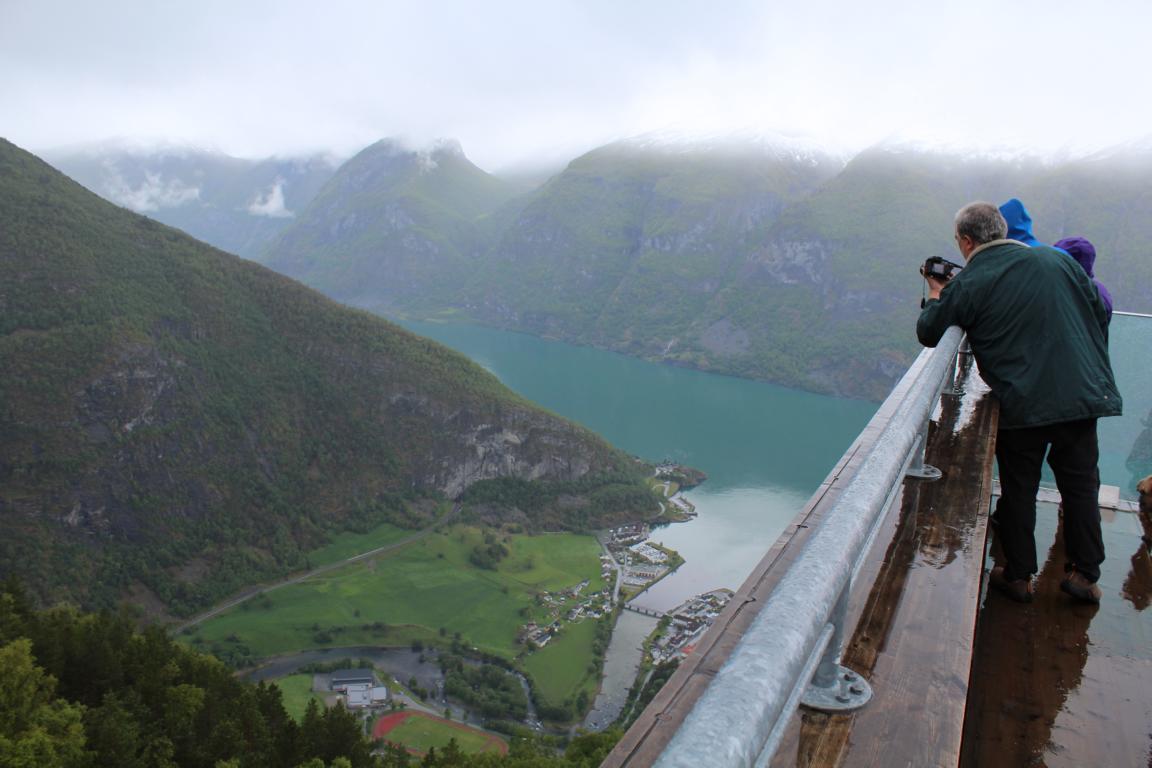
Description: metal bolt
849,684,864,695
843,671,857,682
836,694,850,703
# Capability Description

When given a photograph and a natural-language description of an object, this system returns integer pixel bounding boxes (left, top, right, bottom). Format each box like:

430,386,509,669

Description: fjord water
397,319,877,611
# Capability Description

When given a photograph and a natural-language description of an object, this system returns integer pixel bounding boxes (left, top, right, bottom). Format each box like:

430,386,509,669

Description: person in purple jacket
1054,237,1113,321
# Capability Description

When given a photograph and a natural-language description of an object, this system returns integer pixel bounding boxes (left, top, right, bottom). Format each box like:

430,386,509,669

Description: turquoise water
396,319,877,611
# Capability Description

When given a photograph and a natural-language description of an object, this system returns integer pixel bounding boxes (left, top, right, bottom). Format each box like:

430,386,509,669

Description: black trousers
994,418,1105,583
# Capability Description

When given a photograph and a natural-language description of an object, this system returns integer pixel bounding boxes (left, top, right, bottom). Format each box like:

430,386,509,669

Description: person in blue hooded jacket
998,198,1042,246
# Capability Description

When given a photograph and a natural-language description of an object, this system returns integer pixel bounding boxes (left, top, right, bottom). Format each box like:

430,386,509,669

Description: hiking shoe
989,566,1033,604
1060,571,1102,604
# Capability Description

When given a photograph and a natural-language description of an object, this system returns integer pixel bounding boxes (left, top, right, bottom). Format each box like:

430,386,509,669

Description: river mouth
583,610,659,730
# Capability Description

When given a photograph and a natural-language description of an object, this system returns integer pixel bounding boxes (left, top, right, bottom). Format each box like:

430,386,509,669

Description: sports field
372,711,507,755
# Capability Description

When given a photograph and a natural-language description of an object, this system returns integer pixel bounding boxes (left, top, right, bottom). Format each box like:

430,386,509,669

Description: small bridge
623,603,667,619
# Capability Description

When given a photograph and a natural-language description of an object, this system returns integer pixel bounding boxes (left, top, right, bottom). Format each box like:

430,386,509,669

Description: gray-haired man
917,201,1121,603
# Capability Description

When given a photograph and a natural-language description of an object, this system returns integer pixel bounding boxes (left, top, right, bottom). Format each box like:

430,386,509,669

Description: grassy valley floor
183,522,611,720
521,615,603,707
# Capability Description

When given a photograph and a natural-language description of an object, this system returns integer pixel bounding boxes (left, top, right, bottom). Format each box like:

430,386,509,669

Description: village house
344,683,390,709
628,542,668,564
330,669,375,692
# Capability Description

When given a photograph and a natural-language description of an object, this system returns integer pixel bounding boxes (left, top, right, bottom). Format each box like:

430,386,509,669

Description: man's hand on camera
924,275,946,301
919,266,947,302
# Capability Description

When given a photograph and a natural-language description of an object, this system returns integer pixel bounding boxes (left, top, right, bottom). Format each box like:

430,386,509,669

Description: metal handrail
651,327,965,768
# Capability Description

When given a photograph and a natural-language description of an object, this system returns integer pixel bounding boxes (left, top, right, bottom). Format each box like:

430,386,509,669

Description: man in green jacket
917,201,1122,604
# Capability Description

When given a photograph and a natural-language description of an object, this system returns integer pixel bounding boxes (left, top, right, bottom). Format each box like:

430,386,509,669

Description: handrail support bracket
800,664,873,712
800,587,873,713
905,420,943,481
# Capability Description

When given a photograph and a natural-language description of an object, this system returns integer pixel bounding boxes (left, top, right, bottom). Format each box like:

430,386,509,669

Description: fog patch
415,151,439,174
415,139,464,174
247,179,294,218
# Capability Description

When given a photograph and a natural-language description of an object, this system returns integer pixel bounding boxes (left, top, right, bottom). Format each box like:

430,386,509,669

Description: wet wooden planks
960,501,1152,768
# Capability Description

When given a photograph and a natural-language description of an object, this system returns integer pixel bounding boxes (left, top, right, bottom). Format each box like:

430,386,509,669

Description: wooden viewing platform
604,350,1152,767
962,496,1152,767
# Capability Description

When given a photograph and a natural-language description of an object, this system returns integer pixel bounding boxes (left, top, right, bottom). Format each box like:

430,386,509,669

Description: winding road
173,504,460,633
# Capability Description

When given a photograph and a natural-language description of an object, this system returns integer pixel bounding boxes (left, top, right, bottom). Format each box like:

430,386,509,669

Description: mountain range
45,135,1152,400
0,138,651,615
258,135,1151,399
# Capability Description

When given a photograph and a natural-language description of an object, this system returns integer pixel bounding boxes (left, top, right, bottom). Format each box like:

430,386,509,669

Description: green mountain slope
264,139,521,312
0,139,648,615
700,147,1042,395
477,140,843,342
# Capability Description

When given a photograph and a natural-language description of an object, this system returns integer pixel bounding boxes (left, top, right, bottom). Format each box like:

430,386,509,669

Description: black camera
921,255,963,282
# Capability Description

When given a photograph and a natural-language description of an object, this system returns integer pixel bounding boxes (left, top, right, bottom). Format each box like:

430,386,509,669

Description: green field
188,526,606,664
305,522,412,567
522,616,603,707
272,673,326,721
375,712,506,755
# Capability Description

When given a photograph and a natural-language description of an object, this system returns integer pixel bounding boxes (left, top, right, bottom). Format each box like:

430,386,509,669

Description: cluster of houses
609,523,649,546
518,620,561,649
604,527,675,591
628,542,668,564
516,580,613,650
330,669,390,710
649,589,734,664
599,554,615,581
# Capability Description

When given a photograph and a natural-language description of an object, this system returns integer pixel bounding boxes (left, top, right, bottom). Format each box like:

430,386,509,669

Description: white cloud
102,167,200,212
3,0,1152,169
247,179,293,218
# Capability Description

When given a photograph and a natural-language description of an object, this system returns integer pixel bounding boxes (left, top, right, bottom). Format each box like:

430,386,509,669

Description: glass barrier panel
1096,312,1152,500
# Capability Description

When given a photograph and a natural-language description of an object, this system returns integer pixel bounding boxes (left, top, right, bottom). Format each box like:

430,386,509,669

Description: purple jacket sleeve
1096,279,1114,322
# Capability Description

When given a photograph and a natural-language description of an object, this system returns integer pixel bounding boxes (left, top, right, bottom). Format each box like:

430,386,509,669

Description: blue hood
998,198,1040,246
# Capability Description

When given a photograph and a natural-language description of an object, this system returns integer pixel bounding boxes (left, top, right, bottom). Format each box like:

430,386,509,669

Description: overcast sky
3,0,1151,170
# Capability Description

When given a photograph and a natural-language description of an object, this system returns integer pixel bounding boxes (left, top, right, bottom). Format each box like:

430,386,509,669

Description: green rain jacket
917,239,1122,429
